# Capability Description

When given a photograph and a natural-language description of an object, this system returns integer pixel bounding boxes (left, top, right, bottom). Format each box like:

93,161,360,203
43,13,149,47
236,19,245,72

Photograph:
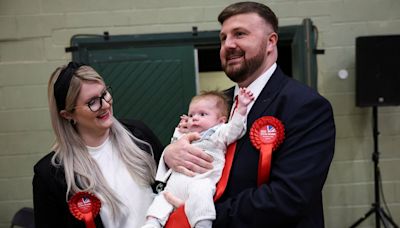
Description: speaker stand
350,106,398,228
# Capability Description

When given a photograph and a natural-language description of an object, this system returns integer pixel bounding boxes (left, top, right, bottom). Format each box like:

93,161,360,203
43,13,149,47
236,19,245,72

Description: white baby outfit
146,113,246,227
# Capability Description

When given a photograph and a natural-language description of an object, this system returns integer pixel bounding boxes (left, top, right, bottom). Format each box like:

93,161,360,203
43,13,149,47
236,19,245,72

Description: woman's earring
70,119,77,125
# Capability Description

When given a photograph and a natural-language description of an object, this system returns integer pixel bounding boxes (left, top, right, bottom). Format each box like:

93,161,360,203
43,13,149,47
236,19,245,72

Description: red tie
214,95,238,201
165,96,239,228
230,95,239,119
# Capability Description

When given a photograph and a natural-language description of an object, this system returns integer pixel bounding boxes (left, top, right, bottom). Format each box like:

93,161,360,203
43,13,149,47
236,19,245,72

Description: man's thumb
184,132,201,142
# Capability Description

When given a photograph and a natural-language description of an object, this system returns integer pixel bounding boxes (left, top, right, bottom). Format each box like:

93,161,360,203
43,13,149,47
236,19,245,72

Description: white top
88,138,154,228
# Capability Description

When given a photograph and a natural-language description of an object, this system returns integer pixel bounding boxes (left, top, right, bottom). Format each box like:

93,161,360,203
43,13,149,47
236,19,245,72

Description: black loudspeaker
356,35,400,107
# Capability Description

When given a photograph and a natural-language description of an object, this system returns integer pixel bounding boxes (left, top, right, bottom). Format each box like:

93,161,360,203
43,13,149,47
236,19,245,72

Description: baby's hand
177,115,190,133
238,87,254,107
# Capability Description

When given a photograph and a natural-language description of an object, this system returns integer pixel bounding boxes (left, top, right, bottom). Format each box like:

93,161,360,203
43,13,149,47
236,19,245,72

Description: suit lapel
225,67,288,152
247,67,288,126
224,86,235,110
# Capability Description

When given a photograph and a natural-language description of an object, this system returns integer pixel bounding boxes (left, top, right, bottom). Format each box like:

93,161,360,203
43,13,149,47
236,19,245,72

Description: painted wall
1,0,399,227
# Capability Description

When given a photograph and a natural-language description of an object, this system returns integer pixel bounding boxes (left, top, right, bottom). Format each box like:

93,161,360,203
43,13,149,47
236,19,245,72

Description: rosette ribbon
68,191,101,228
249,116,285,186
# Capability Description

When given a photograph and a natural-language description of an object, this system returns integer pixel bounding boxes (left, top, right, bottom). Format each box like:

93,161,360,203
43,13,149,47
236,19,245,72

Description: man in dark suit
163,2,335,227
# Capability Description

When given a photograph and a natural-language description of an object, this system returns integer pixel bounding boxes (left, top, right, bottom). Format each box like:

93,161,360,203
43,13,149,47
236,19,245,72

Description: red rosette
249,116,285,186
68,191,101,228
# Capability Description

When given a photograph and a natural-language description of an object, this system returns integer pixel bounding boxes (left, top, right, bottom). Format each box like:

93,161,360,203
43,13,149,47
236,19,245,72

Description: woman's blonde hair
48,64,157,220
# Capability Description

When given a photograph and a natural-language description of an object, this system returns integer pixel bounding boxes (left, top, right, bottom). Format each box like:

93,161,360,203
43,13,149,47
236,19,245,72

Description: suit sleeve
213,94,335,227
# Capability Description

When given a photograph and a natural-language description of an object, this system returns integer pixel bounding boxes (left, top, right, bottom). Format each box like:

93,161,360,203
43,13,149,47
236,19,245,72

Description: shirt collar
232,63,277,115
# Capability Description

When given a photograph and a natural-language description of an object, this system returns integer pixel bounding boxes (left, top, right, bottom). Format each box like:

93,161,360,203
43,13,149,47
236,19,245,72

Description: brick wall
1,0,399,227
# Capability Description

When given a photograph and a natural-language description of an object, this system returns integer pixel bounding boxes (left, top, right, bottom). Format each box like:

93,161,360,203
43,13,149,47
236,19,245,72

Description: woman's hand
164,132,213,176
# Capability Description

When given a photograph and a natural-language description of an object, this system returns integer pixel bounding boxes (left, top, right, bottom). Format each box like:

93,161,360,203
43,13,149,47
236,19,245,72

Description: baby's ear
219,116,227,123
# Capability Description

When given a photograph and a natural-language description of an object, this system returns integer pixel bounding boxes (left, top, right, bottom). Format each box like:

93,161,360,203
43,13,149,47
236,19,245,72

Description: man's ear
267,32,278,53
59,110,72,121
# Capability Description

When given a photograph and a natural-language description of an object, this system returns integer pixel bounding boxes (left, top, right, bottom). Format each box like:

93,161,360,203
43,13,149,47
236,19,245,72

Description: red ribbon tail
83,213,96,228
258,144,273,186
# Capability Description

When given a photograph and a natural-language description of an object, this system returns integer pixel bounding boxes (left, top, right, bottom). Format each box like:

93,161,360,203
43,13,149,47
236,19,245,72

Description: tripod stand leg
378,208,399,228
377,208,390,228
350,107,399,228
350,207,374,228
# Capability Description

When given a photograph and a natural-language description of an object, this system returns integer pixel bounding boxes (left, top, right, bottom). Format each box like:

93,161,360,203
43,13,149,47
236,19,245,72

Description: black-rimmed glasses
75,86,113,112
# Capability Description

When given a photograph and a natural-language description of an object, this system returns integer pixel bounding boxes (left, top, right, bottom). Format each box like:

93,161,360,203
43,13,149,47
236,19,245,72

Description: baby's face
187,98,224,133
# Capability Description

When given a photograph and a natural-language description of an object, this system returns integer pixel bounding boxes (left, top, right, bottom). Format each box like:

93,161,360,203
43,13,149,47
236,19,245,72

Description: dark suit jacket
32,119,163,228
214,67,335,228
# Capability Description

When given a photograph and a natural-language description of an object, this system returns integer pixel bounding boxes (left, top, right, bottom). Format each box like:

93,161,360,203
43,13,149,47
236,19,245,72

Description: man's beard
222,47,266,83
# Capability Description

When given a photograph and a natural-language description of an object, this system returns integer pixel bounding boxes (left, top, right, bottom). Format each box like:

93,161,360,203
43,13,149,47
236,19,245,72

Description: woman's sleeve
32,155,66,228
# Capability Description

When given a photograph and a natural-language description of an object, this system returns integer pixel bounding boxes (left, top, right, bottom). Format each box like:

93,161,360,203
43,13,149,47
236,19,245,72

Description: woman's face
71,81,114,139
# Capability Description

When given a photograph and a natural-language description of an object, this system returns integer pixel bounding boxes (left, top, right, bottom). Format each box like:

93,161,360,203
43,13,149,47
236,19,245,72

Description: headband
54,61,86,111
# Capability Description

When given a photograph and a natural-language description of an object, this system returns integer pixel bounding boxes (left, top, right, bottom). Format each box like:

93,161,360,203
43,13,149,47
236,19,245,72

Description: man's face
219,13,276,85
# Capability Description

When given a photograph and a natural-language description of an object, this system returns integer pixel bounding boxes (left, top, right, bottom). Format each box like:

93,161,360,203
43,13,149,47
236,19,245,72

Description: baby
143,88,254,228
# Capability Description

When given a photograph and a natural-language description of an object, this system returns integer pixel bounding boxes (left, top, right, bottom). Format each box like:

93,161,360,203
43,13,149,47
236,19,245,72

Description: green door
291,18,318,89
82,45,196,145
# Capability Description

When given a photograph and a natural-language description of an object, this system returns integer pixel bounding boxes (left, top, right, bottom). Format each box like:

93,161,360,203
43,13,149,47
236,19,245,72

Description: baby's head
187,90,229,133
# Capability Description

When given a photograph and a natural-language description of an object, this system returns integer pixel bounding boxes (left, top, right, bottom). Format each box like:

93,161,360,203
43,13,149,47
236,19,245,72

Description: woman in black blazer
33,62,163,227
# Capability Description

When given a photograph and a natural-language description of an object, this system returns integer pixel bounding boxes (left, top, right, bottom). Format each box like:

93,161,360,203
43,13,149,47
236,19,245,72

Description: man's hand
164,132,213,176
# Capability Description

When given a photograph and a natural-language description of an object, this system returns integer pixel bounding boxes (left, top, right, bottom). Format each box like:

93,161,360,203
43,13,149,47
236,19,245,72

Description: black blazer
32,119,163,228
214,67,336,228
